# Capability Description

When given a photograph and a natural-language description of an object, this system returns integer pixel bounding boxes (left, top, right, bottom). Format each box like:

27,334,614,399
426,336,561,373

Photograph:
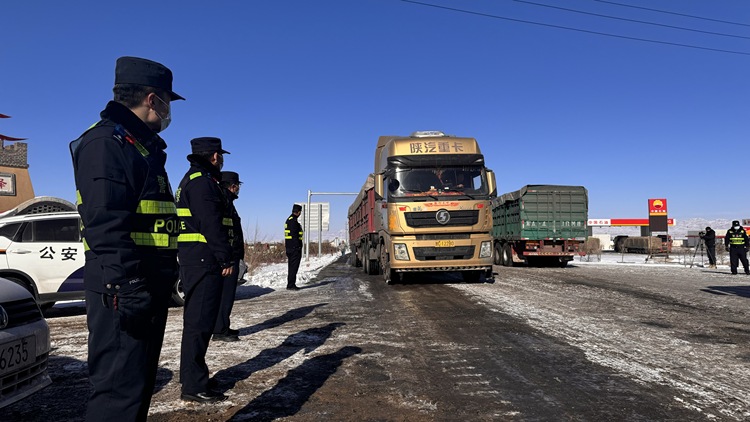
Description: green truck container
491,185,588,267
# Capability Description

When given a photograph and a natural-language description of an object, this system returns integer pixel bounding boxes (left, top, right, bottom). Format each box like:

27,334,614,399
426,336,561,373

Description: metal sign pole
318,203,323,258
303,191,358,261
306,190,311,261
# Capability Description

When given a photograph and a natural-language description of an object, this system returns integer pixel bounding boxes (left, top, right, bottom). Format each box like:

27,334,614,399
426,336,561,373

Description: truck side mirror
374,174,384,200
486,170,497,197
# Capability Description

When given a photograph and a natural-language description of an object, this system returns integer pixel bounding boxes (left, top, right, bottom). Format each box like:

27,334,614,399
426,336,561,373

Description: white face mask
153,95,171,132
734,225,740,230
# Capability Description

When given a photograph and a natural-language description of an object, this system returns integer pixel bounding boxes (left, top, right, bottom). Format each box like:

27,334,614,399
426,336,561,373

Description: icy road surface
4,252,749,421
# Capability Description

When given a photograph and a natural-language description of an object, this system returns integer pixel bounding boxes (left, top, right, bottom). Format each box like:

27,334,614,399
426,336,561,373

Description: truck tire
502,244,513,267
367,258,379,275
559,260,569,268
493,244,502,265
363,240,370,274
380,243,397,284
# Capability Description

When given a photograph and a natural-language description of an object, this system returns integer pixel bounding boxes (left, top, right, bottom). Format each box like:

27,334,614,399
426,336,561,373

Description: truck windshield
387,166,489,199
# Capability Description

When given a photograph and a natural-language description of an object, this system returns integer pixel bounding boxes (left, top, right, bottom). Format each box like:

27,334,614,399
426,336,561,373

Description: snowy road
4,253,750,421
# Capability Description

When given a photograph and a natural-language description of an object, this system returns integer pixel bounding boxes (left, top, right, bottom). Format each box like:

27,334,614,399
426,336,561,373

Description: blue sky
2,0,749,241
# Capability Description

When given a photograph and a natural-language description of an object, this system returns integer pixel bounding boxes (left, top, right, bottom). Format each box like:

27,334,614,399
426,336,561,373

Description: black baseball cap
190,137,230,155
115,56,185,101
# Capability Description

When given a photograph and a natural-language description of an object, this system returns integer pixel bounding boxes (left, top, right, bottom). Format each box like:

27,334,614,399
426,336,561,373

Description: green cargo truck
491,185,588,267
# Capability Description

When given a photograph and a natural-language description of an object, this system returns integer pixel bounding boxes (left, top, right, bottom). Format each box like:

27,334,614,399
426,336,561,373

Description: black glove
115,279,153,337
726,246,731,252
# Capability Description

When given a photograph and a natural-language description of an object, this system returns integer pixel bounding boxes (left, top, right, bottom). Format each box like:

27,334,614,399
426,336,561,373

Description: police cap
292,204,303,213
732,220,740,226
115,56,185,101
190,137,230,155
221,171,242,185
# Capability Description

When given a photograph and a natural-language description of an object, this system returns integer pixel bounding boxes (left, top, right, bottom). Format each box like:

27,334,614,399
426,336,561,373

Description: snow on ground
243,253,343,289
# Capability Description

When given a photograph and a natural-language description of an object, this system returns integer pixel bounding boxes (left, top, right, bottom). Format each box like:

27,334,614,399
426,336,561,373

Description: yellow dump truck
348,131,497,284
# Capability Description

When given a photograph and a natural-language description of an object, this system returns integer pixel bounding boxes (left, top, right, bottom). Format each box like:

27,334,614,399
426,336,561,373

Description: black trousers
180,264,223,394
706,243,716,265
729,246,749,274
286,248,302,287
85,269,172,422
213,261,240,334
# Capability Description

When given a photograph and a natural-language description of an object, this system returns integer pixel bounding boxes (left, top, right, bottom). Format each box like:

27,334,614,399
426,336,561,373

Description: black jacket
703,228,716,246
224,189,245,261
725,227,749,248
175,155,233,268
285,214,303,251
69,101,179,293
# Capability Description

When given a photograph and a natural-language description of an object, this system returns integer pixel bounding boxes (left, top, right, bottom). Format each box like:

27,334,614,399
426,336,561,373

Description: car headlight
394,243,410,260
479,241,492,258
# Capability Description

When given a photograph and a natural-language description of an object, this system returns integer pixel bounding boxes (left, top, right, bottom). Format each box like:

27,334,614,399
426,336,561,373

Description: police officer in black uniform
175,137,234,402
69,56,183,422
212,171,244,342
703,226,716,269
285,204,304,290
724,220,750,275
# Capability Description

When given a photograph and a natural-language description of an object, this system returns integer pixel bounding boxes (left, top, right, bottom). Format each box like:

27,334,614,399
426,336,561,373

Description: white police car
0,210,84,310
0,276,52,408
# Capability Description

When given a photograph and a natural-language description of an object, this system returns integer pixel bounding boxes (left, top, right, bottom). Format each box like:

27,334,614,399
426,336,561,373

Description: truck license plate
0,336,36,377
435,240,454,247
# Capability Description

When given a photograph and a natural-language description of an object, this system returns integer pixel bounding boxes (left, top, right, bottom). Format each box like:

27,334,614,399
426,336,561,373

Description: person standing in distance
69,56,183,421
175,137,234,402
703,226,716,269
285,204,304,290
212,171,244,342
724,220,750,275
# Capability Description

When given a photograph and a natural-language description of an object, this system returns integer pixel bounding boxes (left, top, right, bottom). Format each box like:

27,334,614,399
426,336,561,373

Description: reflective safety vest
75,123,179,251
285,216,303,241
728,229,748,246
175,169,233,258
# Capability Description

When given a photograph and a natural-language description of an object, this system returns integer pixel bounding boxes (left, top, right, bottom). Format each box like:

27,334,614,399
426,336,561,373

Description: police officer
176,137,234,402
212,171,244,342
703,226,716,269
724,220,749,275
69,56,182,421
285,204,304,290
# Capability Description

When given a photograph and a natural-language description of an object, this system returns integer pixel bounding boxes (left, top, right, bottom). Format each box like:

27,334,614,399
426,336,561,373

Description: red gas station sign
648,198,668,216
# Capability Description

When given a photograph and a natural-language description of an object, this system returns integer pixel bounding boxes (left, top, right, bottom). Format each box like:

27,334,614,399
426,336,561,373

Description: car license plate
0,336,36,377
435,240,454,247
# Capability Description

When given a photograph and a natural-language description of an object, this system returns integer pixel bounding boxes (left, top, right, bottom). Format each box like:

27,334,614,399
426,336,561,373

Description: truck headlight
479,241,492,258
394,243,410,260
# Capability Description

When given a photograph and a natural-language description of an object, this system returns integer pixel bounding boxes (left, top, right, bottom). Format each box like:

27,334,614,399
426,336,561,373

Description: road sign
297,202,329,232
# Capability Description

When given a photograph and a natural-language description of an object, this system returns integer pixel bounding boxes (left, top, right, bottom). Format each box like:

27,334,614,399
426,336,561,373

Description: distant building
0,114,34,212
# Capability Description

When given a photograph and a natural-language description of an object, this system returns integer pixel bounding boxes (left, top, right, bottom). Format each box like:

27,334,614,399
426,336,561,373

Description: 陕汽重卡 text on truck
492,185,588,267
348,131,497,284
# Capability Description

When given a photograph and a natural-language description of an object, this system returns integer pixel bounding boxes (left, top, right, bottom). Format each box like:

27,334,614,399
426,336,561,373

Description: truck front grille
413,246,475,261
405,211,479,228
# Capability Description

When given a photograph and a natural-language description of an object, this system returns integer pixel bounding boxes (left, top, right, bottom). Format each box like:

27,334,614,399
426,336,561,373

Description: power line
593,0,750,29
514,0,750,41
400,0,750,56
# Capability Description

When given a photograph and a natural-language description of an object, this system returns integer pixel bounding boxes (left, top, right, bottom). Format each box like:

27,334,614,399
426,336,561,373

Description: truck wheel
380,243,397,284
363,241,370,274
493,244,502,265
367,258,379,275
559,260,569,268
502,244,513,267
